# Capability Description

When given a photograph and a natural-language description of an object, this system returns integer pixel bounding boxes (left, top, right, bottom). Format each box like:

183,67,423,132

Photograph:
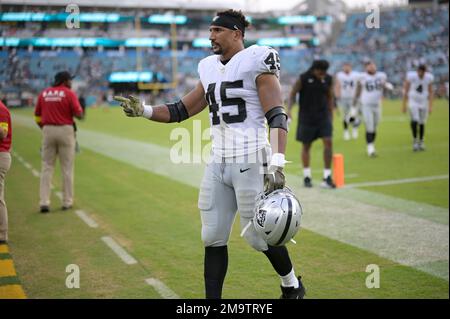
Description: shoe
40,206,50,213
413,139,420,152
321,176,336,189
367,144,377,158
0,240,8,245
280,276,306,299
62,205,73,211
304,177,313,188
418,140,425,151
343,130,350,141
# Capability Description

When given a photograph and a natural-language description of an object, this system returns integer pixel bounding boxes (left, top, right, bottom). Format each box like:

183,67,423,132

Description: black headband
210,15,245,35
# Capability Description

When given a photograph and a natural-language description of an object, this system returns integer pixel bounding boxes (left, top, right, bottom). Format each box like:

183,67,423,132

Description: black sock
365,132,375,144
263,245,293,277
343,120,348,130
204,246,228,299
419,124,425,140
411,121,418,139
365,132,371,143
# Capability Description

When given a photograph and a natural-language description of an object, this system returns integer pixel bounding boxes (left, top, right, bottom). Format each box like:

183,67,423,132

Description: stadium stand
328,6,449,87
0,3,448,106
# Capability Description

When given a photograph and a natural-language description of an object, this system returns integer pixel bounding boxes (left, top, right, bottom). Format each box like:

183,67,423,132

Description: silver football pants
198,149,269,252
362,103,381,133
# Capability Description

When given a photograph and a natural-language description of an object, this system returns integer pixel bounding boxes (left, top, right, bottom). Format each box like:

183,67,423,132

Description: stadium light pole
135,14,143,72
137,20,179,91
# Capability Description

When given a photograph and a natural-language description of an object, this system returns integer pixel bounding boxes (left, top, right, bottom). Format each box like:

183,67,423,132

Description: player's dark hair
310,59,330,72
418,64,427,71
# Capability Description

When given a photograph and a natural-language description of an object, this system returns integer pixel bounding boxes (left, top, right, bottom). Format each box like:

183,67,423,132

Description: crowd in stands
0,5,448,106
329,6,448,88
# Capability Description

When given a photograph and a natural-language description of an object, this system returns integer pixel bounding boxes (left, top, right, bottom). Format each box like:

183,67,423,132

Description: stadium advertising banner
0,37,169,47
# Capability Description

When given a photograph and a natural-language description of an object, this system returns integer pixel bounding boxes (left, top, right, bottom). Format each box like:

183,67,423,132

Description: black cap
53,71,75,86
418,64,427,71
310,59,329,71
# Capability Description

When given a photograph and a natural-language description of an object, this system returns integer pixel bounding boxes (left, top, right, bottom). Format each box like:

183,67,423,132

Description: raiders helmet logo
255,209,267,227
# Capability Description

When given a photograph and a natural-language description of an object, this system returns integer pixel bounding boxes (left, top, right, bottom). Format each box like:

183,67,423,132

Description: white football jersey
358,72,387,105
336,71,359,99
198,45,279,158
406,71,434,105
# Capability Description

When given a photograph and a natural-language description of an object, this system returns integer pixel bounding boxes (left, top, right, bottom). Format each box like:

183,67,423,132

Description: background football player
402,64,434,151
335,62,360,140
114,9,305,299
353,61,393,157
288,60,336,189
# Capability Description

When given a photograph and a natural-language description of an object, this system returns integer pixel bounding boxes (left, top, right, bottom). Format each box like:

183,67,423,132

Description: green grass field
4,99,449,298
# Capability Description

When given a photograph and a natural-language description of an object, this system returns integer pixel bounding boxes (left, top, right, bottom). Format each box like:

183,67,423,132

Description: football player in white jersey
335,63,360,140
113,10,305,299
353,61,393,157
402,64,434,151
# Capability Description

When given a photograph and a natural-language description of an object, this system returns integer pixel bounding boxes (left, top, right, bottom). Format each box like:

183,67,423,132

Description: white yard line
101,236,137,265
13,113,449,280
345,175,449,188
31,169,40,177
75,210,98,228
12,145,179,292
145,278,179,299
288,182,449,280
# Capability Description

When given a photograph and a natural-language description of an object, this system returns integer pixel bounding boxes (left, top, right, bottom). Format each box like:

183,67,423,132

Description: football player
335,63,360,140
353,61,393,157
114,10,305,299
402,64,434,151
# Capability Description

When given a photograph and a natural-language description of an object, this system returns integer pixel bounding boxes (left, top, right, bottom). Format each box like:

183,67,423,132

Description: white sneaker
343,130,350,141
413,139,420,152
367,143,377,157
418,140,425,151
352,129,358,139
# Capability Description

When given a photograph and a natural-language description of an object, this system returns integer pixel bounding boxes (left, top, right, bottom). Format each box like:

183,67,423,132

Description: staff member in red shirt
35,71,84,213
0,100,12,243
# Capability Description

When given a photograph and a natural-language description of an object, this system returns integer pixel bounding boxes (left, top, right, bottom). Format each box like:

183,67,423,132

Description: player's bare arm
256,73,288,191
113,81,207,122
257,73,287,154
402,79,411,113
353,81,362,106
287,78,302,119
334,76,341,100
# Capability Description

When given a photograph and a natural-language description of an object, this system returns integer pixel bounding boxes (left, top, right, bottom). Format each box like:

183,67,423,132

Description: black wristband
167,100,189,123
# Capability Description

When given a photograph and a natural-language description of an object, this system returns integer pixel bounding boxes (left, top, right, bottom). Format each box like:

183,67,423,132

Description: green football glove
113,95,143,117
264,167,286,193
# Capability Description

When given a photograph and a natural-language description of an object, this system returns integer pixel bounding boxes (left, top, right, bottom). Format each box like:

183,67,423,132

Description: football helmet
253,187,303,246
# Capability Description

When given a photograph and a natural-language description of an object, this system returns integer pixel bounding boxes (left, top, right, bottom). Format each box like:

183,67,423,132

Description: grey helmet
253,187,303,246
